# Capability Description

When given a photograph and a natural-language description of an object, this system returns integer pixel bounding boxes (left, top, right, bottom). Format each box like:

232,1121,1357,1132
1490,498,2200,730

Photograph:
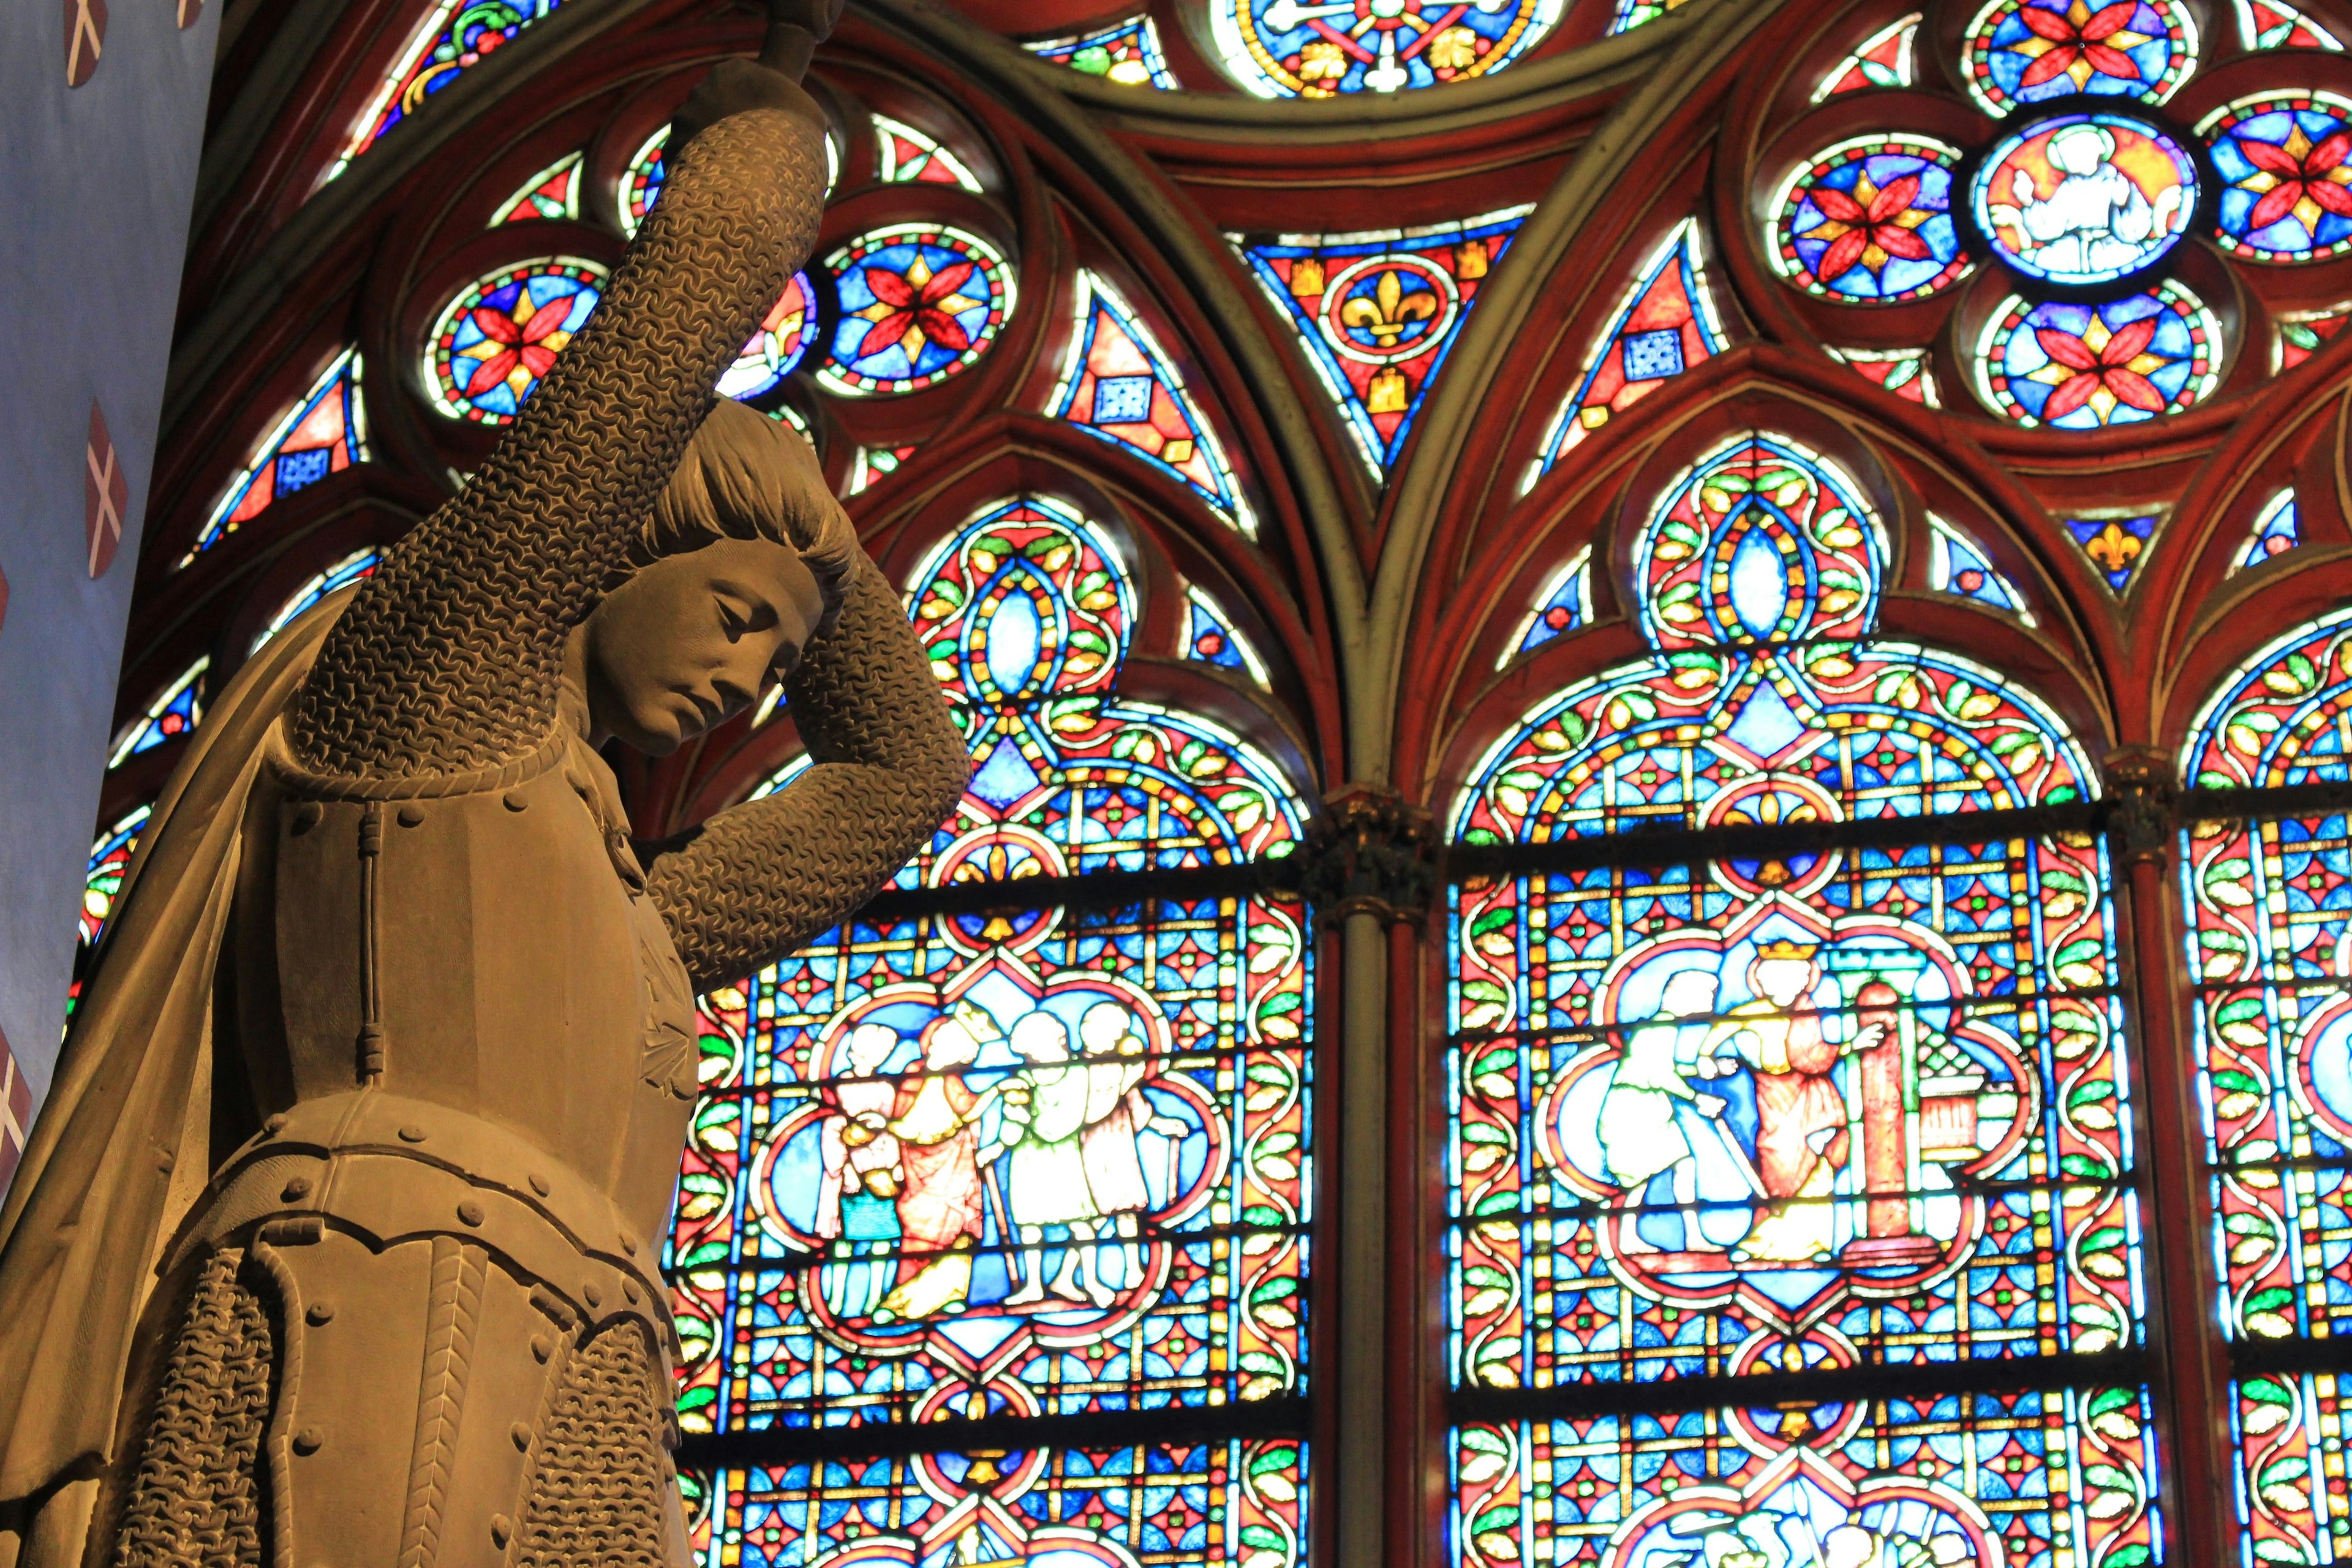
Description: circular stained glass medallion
717,271,822,401
2202,92,2352,262
426,257,606,423
1975,281,2219,428
1971,112,2198,285
1960,0,2198,116
1317,252,1461,363
1772,136,1969,303
619,127,666,239
1208,0,1562,99
819,225,1013,396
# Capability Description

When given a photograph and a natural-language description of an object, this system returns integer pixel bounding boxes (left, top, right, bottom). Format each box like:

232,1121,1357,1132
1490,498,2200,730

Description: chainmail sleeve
643,555,971,992
287,80,828,778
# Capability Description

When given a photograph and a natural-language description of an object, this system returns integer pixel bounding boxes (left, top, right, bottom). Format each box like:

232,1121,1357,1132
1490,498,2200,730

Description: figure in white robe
1600,969,1757,1253
816,1023,905,1318
1988,123,2183,279
999,1011,1114,1306
1077,1001,1186,1289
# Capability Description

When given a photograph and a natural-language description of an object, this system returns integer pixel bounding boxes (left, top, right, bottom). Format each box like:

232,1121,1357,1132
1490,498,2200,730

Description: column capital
2102,745,2174,867
1273,783,1438,927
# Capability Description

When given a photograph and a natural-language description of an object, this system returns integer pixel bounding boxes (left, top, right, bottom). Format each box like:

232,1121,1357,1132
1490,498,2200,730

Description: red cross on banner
0,1028,28,1197
63,0,105,87
86,398,126,579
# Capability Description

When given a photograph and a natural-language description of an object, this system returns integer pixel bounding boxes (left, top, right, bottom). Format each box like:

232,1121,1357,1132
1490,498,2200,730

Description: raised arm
642,554,973,992
287,43,829,779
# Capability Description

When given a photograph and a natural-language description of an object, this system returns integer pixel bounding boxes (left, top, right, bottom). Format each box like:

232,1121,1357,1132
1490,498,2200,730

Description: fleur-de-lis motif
1339,268,1439,349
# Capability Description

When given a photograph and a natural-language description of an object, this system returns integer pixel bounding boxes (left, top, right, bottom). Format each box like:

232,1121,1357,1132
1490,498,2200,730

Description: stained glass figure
819,225,1012,396
1502,547,1590,667
717,273,821,402
694,1439,1304,1567
1813,13,1921,99
1972,113,2196,285
1772,137,1967,302
1959,0,2198,116
2234,489,2301,572
190,349,366,557
488,151,581,225
848,444,916,496
1240,208,1531,475
424,258,605,423
251,548,382,654
2237,0,2343,48
873,113,982,191
2203,92,2352,261
1825,345,1941,405
2062,511,2160,589
1536,220,1727,473
1184,584,1270,687
1047,271,1254,538
1928,513,2034,619
325,0,564,181
108,659,208,769
670,495,1312,1558
1023,16,1180,88
2177,610,2352,1560
1449,433,2150,1568
618,126,666,238
1209,0,1562,97
1609,0,1694,30
81,804,149,947
1975,282,2218,427
2280,300,2352,369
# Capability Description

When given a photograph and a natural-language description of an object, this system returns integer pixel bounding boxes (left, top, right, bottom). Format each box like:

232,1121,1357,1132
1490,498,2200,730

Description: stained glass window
109,659,208,769
718,274,821,404
2203,92,2352,262
1771,137,1968,303
1447,433,2154,1568
2237,0,2343,48
873,115,981,192
490,151,581,225
1024,17,1180,88
671,495,1313,1567
1824,345,1940,406
1609,0,1694,32
1047,271,1254,538
619,127,667,239
252,548,382,654
2234,490,2301,573
1534,220,1727,477
1813,14,1921,99
1211,0,1562,97
81,804,149,948
1503,548,1590,666
2280,301,2352,369
1240,207,1530,477
1184,586,1270,688
325,0,565,181
848,445,916,496
425,258,605,423
1928,514,2033,621
2062,511,2160,591
2177,609,2352,1565
1974,284,2219,429
189,349,366,559
820,225,1012,396
1958,0,2198,117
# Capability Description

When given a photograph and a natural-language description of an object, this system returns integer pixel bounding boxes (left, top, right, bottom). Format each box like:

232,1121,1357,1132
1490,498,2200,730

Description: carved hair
631,398,855,635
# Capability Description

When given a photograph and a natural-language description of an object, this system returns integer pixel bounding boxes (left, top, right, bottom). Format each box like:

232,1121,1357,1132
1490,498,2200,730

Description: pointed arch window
671,497,1314,1567
1447,435,2157,1568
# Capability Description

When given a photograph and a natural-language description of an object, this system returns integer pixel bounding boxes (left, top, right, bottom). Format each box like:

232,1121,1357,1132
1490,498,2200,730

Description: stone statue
0,4,971,1562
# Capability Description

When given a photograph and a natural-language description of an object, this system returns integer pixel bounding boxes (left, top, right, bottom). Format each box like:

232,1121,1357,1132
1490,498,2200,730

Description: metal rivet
293,1427,324,1455
290,802,322,834
264,1113,288,1134
502,790,528,812
458,1199,484,1226
619,1229,638,1256
510,1422,532,1451
396,804,424,827
489,1515,512,1548
306,1302,334,1325
528,1172,551,1196
282,1177,312,1200
530,1335,552,1363
583,1282,603,1308
398,1124,426,1142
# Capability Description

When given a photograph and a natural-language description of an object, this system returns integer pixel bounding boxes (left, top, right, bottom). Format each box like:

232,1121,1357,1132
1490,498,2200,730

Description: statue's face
581,536,823,755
